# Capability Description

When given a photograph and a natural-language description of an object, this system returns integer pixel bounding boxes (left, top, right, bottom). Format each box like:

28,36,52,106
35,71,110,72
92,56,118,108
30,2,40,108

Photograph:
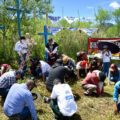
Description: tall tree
95,7,111,29
112,8,120,36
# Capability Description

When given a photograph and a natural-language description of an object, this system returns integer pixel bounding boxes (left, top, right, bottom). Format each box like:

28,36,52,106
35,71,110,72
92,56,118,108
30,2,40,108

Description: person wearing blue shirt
113,81,120,114
3,79,37,120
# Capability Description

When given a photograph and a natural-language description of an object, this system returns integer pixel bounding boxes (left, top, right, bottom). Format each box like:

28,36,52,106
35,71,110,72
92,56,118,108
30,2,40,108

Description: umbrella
97,41,119,54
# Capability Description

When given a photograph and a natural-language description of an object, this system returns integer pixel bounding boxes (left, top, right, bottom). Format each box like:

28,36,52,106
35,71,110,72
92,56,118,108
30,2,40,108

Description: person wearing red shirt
81,71,106,96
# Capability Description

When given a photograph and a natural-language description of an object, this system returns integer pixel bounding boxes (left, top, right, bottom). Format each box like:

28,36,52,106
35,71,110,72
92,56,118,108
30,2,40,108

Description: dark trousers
0,88,10,98
50,100,70,120
103,62,110,77
9,107,31,120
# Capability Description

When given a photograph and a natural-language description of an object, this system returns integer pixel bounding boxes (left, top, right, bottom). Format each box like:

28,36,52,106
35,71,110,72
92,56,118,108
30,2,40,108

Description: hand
114,106,118,115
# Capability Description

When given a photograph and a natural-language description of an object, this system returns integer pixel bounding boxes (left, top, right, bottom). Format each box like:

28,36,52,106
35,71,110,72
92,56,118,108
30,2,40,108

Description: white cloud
109,1,120,9
87,6,94,9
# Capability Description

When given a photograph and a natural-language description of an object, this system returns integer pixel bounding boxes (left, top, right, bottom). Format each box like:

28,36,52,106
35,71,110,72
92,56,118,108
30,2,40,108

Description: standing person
102,45,112,77
81,71,106,96
45,38,58,66
15,36,28,70
44,79,77,120
0,70,24,98
113,81,120,114
3,79,37,120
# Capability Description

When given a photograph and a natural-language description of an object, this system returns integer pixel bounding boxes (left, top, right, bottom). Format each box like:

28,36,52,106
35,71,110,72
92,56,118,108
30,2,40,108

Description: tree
112,8,120,36
95,7,111,29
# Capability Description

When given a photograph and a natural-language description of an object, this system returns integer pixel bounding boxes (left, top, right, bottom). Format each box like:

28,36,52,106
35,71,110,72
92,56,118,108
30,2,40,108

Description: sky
50,0,120,19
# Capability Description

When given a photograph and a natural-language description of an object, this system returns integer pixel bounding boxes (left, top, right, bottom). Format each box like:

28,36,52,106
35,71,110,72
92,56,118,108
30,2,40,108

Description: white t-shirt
76,61,89,70
15,41,27,54
40,60,51,73
51,84,77,116
102,51,112,62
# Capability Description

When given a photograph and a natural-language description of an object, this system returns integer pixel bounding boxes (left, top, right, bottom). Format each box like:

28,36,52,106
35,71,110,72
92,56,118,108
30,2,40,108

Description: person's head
48,38,53,45
52,59,63,68
53,79,61,86
26,79,35,91
110,63,118,71
99,72,106,82
89,60,97,71
20,36,26,43
16,70,24,80
103,45,108,51
62,56,69,64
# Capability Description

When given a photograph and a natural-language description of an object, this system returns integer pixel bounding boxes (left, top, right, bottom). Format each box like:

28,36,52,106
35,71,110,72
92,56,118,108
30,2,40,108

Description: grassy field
0,78,120,120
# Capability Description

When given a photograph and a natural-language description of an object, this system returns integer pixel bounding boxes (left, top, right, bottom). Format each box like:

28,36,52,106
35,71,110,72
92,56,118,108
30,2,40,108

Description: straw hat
62,56,69,64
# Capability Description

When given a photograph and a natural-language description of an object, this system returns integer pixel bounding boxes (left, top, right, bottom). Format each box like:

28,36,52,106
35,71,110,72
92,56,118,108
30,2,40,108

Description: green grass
0,78,119,120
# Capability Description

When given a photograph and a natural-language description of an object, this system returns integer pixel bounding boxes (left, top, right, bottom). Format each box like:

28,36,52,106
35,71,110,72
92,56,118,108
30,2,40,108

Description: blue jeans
20,107,31,120
0,88,10,98
103,62,110,77
108,76,119,83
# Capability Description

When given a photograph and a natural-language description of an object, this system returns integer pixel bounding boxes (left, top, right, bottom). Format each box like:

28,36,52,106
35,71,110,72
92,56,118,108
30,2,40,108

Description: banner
48,16,62,24
88,38,120,58
64,16,78,24
48,27,62,35
81,28,98,36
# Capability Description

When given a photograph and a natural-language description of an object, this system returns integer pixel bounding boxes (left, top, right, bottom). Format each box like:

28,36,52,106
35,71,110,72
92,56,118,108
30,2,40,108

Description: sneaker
43,96,50,103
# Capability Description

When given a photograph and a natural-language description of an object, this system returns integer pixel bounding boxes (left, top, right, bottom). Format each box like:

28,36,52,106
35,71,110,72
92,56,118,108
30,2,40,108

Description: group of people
0,36,120,120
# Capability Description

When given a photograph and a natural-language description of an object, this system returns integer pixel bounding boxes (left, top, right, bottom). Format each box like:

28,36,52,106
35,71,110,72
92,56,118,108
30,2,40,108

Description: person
76,51,87,63
46,59,72,92
36,60,51,82
45,38,58,66
44,79,77,120
62,56,76,69
3,79,37,120
0,70,24,98
0,64,11,76
15,36,28,70
76,60,89,79
81,71,106,96
113,81,120,114
102,45,112,77
108,64,119,86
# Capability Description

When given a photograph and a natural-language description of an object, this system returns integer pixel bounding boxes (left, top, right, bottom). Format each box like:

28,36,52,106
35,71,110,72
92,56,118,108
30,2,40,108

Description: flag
64,16,78,24
81,28,98,36
48,16,62,24
69,27,79,31
48,27,62,35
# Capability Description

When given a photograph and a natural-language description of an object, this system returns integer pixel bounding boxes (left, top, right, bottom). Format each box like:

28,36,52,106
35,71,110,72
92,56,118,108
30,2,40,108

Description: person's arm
94,78,101,96
1,66,5,75
25,94,37,120
115,101,118,114
45,47,50,53
52,47,58,54
42,73,45,82
77,69,80,79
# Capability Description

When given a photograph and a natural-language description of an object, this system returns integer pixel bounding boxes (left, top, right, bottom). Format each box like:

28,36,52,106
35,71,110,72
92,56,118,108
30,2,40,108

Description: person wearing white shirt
15,36,28,70
45,79,77,120
102,45,112,77
36,60,51,82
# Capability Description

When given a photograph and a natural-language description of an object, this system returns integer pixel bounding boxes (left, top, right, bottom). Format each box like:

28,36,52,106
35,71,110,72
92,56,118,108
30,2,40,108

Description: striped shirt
0,71,16,88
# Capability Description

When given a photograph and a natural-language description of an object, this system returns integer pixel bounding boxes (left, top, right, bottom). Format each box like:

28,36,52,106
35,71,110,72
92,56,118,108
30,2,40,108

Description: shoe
43,96,50,103
84,91,89,96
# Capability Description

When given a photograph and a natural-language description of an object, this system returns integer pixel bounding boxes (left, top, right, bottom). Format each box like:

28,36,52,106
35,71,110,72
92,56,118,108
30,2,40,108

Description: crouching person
44,79,77,120
113,81,120,114
82,71,106,96
3,79,37,120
